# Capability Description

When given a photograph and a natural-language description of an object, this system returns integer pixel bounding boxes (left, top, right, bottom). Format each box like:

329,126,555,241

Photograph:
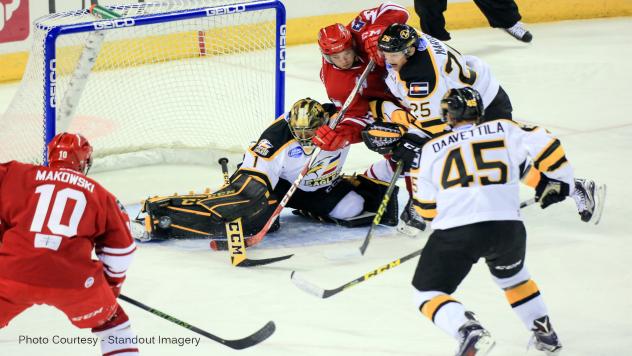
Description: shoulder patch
253,139,274,157
351,17,365,32
249,118,294,159
408,82,429,97
288,146,304,158
517,121,539,132
400,50,437,99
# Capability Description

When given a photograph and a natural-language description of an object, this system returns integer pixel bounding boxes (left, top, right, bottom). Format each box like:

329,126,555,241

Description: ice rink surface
1,17,632,355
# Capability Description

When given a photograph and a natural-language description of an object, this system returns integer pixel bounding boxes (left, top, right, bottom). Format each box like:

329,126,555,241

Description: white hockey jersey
241,115,349,192
384,35,500,135
413,120,574,230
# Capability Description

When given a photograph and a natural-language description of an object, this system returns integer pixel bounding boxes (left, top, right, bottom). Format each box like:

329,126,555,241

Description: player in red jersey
314,3,432,237
0,133,139,355
313,2,409,152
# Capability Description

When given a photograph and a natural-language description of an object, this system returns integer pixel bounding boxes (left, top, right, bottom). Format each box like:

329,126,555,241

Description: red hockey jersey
0,161,135,289
320,2,409,140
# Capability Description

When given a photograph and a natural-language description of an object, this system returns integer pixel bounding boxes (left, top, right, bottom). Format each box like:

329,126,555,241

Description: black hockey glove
535,175,570,209
391,133,429,170
361,122,405,154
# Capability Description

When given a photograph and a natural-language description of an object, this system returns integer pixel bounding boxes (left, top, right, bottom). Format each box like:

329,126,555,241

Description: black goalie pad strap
361,122,406,154
198,171,270,222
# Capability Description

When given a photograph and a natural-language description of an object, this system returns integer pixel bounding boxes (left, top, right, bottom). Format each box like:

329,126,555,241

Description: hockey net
0,0,285,172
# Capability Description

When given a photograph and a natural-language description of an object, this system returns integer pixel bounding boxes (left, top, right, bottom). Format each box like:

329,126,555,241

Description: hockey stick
118,294,275,349
244,60,377,248
325,160,405,261
216,157,294,267
292,248,422,299
520,198,535,208
293,197,538,298
358,160,404,255
219,157,248,266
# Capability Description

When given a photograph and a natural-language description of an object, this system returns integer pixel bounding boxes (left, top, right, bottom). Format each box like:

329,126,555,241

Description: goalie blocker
141,170,399,246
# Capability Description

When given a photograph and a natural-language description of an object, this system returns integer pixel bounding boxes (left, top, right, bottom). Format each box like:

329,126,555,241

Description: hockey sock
415,290,468,339
504,279,549,330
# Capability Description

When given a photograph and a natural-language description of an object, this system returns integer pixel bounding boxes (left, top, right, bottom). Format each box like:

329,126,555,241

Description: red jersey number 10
30,184,87,251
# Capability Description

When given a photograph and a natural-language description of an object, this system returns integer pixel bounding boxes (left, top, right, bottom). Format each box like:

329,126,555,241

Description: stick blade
290,271,326,298
223,321,276,350
592,184,607,225
235,254,294,267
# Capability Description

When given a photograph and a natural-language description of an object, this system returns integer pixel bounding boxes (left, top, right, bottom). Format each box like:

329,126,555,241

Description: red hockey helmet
318,23,353,55
47,132,93,174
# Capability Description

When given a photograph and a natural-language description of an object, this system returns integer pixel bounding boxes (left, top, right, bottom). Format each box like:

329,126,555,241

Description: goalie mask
47,132,93,175
288,98,328,155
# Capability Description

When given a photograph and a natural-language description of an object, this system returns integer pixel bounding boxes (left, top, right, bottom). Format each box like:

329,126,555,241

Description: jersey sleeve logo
517,121,538,132
351,17,365,31
408,82,429,97
253,139,274,157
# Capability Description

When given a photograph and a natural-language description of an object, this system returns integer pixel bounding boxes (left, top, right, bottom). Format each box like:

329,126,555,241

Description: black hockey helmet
378,23,419,53
440,87,485,123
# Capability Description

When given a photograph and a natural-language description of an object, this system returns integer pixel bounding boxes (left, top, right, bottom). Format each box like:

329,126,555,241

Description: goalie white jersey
384,35,500,134
413,119,575,230
242,115,349,192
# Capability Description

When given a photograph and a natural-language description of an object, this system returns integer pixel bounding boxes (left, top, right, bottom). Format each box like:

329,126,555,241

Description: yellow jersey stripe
420,294,459,321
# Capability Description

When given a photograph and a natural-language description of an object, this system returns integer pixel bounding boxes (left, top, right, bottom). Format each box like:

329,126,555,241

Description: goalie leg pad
198,170,271,222
141,170,276,241
348,174,399,226
142,195,225,240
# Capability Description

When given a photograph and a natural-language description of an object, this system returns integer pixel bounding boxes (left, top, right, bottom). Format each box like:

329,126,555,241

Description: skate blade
396,220,423,238
473,335,495,356
592,184,607,225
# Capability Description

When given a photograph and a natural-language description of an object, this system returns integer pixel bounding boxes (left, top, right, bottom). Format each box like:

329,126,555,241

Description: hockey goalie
140,98,399,248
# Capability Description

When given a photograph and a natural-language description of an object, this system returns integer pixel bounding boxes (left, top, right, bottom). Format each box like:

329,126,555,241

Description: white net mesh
0,0,282,171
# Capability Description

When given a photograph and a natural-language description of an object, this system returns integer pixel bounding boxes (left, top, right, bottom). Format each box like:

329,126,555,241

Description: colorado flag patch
409,82,429,97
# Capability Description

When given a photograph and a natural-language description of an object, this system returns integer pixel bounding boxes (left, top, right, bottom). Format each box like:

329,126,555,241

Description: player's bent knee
412,289,445,311
491,265,531,290
329,191,364,220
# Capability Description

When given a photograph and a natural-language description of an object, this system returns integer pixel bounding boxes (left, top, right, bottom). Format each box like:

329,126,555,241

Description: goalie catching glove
361,122,406,154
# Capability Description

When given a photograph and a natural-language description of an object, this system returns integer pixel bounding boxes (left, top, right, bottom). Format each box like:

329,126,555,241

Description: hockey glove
313,122,361,151
535,175,570,209
361,122,405,154
362,25,386,66
391,133,429,170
